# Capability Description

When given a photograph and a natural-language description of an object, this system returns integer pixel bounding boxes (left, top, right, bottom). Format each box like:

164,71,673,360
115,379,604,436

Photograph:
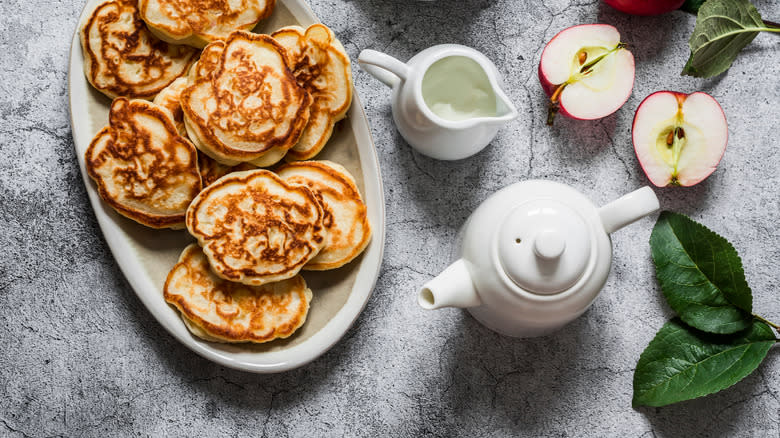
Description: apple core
656,126,687,185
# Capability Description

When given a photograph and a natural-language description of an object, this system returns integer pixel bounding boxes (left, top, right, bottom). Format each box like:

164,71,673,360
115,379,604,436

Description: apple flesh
603,0,685,16
633,91,728,187
539,24,635,125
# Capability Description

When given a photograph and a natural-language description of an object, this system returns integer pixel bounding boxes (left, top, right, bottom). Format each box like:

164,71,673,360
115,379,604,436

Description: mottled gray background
2,0,779,436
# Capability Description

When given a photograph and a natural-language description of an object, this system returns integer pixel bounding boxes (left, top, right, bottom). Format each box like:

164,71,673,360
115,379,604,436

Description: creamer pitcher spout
489,87,519,123
418,259,482,310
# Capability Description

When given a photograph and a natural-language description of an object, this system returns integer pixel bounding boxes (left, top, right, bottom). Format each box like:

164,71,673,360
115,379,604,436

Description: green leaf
650,212,753,334
682,0,767,78
682,54,698,75
633,319,776,407
680,0,707,14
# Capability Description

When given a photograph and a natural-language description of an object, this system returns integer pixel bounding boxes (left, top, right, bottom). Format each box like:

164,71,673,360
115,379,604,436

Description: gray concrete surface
2,0,779,436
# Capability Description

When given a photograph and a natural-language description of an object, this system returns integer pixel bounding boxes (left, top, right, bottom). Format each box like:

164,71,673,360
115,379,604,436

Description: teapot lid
497,199,591,295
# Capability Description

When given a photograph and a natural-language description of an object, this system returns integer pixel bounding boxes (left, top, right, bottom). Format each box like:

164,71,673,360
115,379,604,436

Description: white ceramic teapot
358,45,518,160
418,180,660,337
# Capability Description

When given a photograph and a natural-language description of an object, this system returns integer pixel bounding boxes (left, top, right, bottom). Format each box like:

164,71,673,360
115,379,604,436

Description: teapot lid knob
497,200,592,295
533,229,566,260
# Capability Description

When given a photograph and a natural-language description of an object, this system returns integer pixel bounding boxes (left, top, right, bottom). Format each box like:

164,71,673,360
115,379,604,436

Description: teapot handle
358,49,410,88
598,186,660,234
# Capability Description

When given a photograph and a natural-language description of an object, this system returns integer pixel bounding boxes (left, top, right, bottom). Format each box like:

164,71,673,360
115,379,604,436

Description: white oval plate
68,0,385,373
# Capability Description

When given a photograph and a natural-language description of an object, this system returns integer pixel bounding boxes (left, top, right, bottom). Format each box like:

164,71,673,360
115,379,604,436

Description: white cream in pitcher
421,56,498,121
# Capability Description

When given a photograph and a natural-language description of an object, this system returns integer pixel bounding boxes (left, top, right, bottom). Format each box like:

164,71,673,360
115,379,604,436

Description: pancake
181,31,312,166
138,0,275,48
187,40,225,83
164,244,312,343
197,152,255,187
277,161,371,270
152,80,262,187
186,169,325,285
80,0,198,100
185,38,291,168
248,145,287,167
272,24,352,161
86,98,202,229
152,77,188,136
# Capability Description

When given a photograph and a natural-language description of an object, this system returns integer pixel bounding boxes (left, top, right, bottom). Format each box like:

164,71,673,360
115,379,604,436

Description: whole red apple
603,0,685,15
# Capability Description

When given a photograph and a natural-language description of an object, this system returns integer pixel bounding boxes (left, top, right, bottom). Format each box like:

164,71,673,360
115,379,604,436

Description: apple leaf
682,0,774,78
680,0,707,14
650,212,753,334
632,318,776,407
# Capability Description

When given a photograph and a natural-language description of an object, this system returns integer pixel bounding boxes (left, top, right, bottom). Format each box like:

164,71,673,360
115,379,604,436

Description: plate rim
67,0,386,373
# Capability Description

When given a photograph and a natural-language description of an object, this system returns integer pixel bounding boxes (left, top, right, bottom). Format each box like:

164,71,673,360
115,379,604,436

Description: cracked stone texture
2,0,780,436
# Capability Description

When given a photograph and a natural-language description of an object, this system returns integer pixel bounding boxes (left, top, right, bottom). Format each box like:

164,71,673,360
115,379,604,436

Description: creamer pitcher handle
358,49,409,88
598,186,660,234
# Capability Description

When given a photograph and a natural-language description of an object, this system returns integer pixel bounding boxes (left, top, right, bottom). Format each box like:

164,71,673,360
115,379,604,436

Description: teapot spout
599,186,660,234
418,259,482,310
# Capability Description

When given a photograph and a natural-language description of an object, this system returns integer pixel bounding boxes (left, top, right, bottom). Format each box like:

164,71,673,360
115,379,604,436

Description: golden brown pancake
186,169,325,285
272,24,352,161
277,161,371,270
164,244,312,343
86,98,202,229
152,77,188,136
197,152,256,187
80,0,198,100
153,80,263,187
138,0,275,48
187,40,225,83
181,31,312,166
185,39,292,169
247,145,288,167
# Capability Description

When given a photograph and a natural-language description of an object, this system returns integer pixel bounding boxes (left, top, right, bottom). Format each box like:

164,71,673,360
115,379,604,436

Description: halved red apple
603,0,685,16
539,24,635,125
633,91,728,187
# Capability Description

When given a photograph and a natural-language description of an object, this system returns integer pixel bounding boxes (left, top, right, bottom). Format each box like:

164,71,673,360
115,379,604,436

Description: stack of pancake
81,0,370,343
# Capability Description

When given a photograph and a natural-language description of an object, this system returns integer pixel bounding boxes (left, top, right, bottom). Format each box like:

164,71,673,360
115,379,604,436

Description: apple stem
547,106,558,126
547,83,567,126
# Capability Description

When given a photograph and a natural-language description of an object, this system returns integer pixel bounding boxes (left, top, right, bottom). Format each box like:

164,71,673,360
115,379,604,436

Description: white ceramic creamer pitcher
358,45,518,160
418,180,660,337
